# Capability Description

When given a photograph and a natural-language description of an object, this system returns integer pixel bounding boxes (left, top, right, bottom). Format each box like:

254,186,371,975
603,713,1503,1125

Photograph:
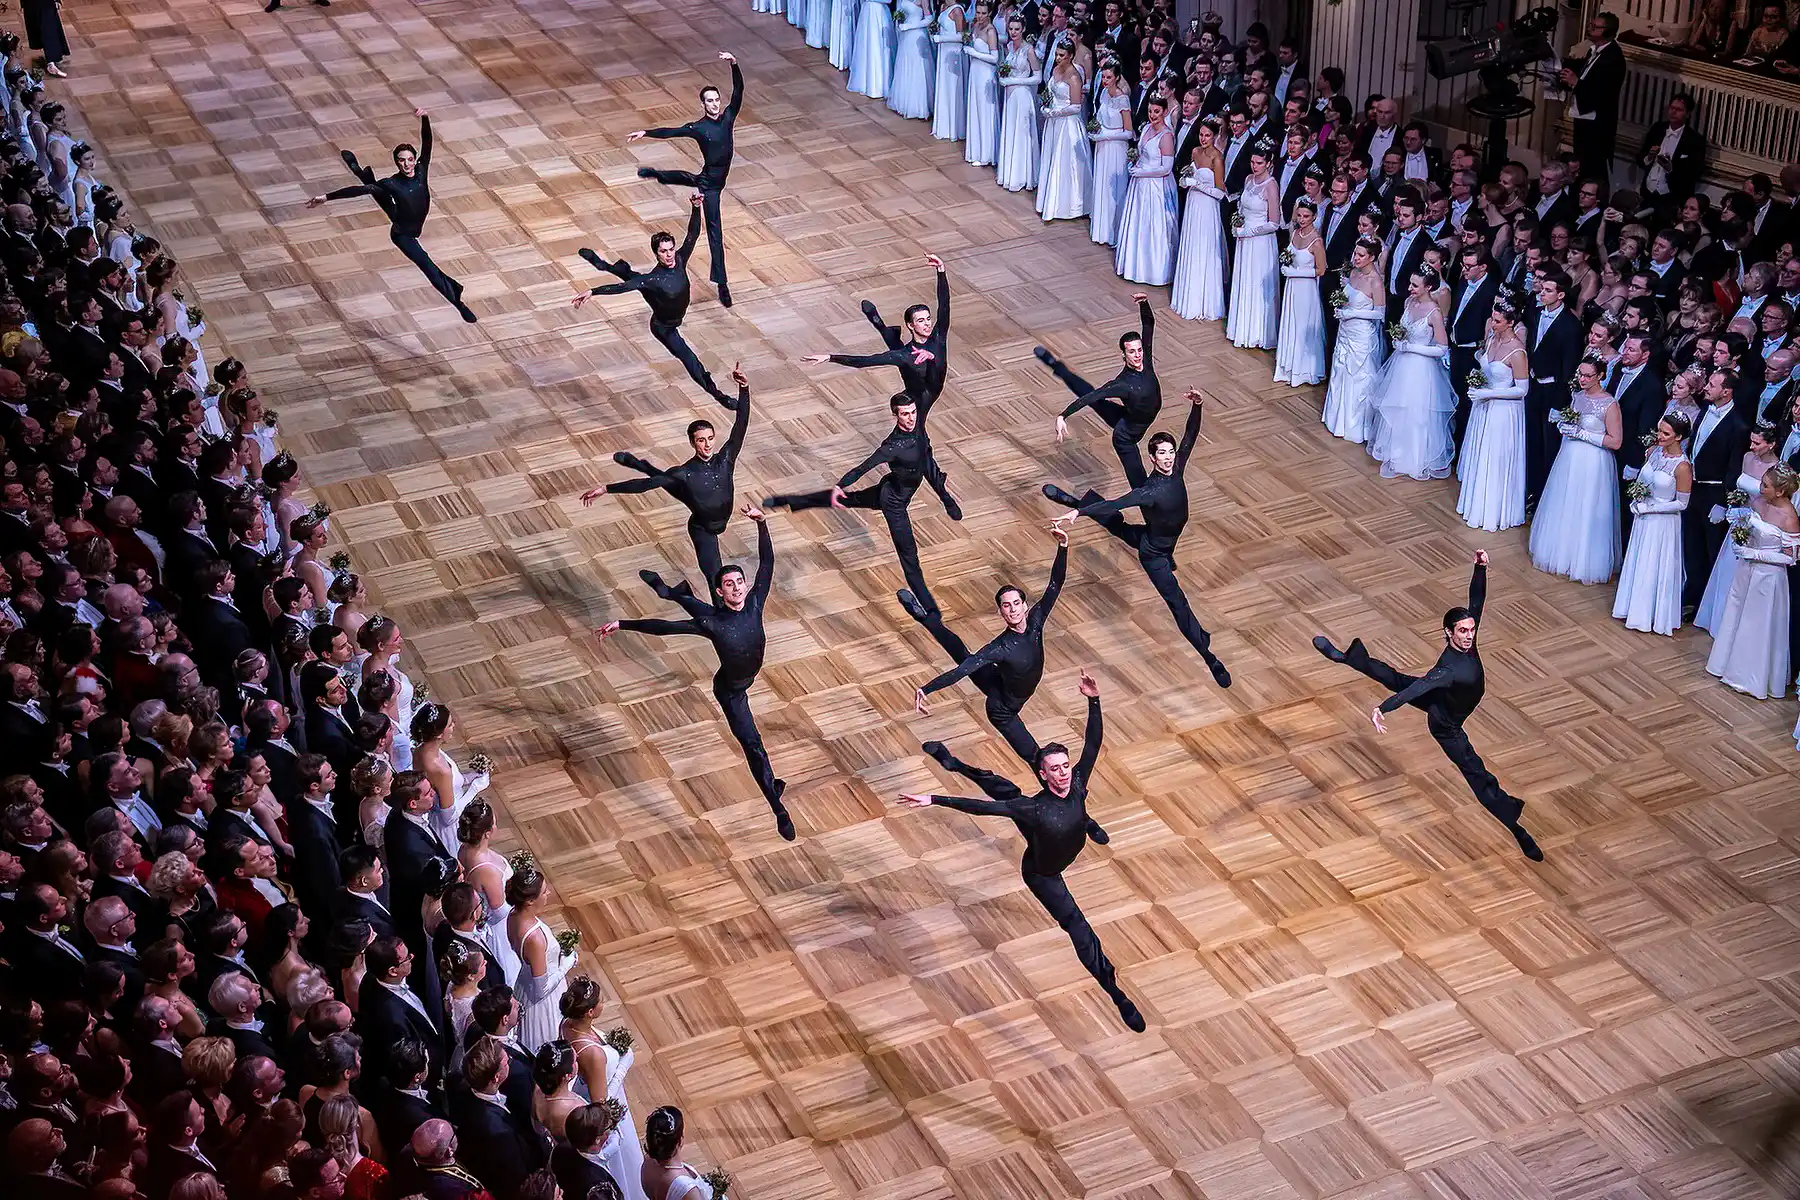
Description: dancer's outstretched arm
1074,669,1102,781
1467,550,1489,624
1031,530,1069,630
1175,390,1205,474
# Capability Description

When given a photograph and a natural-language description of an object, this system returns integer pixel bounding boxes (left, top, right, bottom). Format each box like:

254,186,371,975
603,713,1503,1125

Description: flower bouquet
506,848,538,874
1085,117,1100,135
555,927,582,955
262,409,279,428
1230,210,1244,230
1327,285,1348,310
1639,431,1657,448
603,1026,635,1054
307,500,332,520
1553,404,1580,427
1177,165,1194,188
1278,246,1295,267
1125,145,1138,164
596,1097,627,1136
328,550,352,576
188,305,206,325
1465,369,1486,391
700,1169,732,1198
1731,515,1754,545
1726,487,1751,509
1037,85,1050,109
467,753,493,776
204,380,223,398
1625,479,1652,502
997,62,1012,78
893,6,904,23
1386,320,1407,346
413,677,430,701
961,29,972,44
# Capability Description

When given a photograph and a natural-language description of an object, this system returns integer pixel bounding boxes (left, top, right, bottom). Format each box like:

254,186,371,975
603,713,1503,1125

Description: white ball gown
1170,165,1226,320
848,0,896,97
1273,242,1326,385
570,1034,647,1200
1321,281,1386,442
888,0,935,118
1528,394,1622,584
1455,351,1527,530
930,7,967,141
1694,466,1768,632
1705,512,1799,697
1113,124,1177,284
751,0,782,14
1611,445,1690,634
994,47,1040,191
828,0,857,69
1036,76,1091,219
1366,304,1456,481
1226,181,1280,349
786,0,804,29
805,0,830,49
962,31,1000,165
515,918,578,1053
1088,87,1131,245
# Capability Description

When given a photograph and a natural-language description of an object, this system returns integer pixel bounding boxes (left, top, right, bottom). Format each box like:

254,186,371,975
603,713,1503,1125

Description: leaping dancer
1042,389,1232,688
907,525,1068,766
628,51,743,308
897,670,1145,1033
1312,550,1543,862
1036,294,1159,487
306,109,476,323
801,255,951,417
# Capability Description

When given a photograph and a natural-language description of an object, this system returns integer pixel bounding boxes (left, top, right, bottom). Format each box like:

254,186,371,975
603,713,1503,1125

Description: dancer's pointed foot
613,451,650,472
860,299,882,326
638,569,673,598
456,302,478,323
1116,996,1146,1033
770,781,794,840
577,247,604,268
340,149,360,170
1510,823,1544,862
921,740,955,768
896,589,934,624
1033,345,1059,368
1204,652,1232,688
942,494,964,521
1085,818,1110,846
265,0,282,10
636,167,657,179
717,283,733,308
1042,483,1081,508
1311,635,1347,663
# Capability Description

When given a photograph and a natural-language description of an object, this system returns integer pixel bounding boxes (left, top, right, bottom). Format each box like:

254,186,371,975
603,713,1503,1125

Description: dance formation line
298,53,1547,1035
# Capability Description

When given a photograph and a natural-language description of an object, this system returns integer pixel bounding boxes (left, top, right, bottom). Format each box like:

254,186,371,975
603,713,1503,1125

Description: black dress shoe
1205,653,1232,688
1033,345,1058,367
1116,997,1146,1033
1042,483,1081,508
1311,635,1346,662
717,282,733,308
896,590,933,623
265,0,282,10
1510,823,1544,862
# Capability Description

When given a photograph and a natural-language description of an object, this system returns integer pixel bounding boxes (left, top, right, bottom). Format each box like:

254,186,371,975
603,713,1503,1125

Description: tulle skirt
1322,316,1386,443
1273,275,1326,385
995,85,1039,190
964,61,999,164
1089,138,1129,244
1170,189,1225,320
1706,560,1791,697
1528,440,1622,584
1036,114,1092,219
1226,230,1279,348
1113,174,1177,285
888,30,935,118
1366,348,1457,481
932,44,967,139
1612,512,1685,634
1456,399,1526,531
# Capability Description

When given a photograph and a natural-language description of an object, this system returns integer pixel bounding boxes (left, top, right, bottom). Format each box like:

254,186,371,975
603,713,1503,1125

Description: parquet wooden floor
59,0,1800,1196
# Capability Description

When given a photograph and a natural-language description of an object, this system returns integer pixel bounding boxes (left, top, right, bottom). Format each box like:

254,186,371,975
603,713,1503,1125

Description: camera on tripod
1424,3,1561,175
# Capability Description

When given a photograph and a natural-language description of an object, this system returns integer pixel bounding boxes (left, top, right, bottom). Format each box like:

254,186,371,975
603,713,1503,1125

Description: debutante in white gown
995,46,1040,191
1036,76,1091,219
1529,393,1622,584
751,0,783,15
1226,182,1280,349
1611,445,1690,634
1695,467,1770,632
1171,165,1226,319
888,0,935,118
569,1034,647,1200
1455,351,1527,531
1705,512,1798,697
1113,124,1177,284
1089,87,1131,245
1273,242,1326,385
828,0,856,69
787,0,804,29
805,0,830,49
930,7,967,140
963,31,1000,165
848,0,896,97
1322,283,1385,442
515,919,577,1053
1366,304,1456,481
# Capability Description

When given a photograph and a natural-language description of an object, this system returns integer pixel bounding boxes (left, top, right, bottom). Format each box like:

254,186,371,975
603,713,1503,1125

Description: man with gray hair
411,1118,488,1199
84,894,146,1008
208,973,281,1061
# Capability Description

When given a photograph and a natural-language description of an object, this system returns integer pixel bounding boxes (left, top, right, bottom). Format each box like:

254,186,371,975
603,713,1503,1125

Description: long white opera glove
519,947,579,1002
1195,183,1227,199
1235,222,1277,238
1632,494,1690,515
1338,306,1385,322
1004,71,1042,88
1280,264,1315,278
1735,543,1799,565
965,43,998,62
1565,427,1605,446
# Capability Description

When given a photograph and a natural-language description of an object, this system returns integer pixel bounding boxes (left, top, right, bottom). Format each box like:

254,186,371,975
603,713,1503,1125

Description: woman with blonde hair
319,1092,392,1200
183,1035,238,1152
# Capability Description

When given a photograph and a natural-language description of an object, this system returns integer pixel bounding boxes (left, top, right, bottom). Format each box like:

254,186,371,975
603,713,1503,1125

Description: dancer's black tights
1043,361,1150,488
913,616,1041,765
1073,488,1215,659
640,170,727,287
779,482,938,613
391,230,463,306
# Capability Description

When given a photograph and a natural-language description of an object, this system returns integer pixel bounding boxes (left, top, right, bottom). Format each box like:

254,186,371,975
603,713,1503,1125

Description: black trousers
688,514,727,596
714,679,782,806
778,480,938,612
390,228,463,307
1681,484,1728,609
642,170,728,287
1524,382,1563,501
650,318,729,405
1570,118,1616,183
1045,361,1150,487
1448,344,1479,452
1346,648,1526,828
914,615,1041,765
1076,490,1216,659
1023,867,1131,1006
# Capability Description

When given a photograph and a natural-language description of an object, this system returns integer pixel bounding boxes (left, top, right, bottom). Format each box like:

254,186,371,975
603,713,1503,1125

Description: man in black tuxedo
8,883,87,999
433,882,511,993
1355,95,1399,165
1643,229,1688,308
552,1104,626,1200
161,491,222,595
373,1037,445,1155
1611,334,1667,546
207,972,284,1063
1274,125,1316,223
81,895,146,1013
1,662,55,780
1557,11,1625,177
384,770,452,946
1530,162,1578,233
452,1036,545,1200
1130,54,1162,129
1684,370,1753,614
331,844,399,938
1169,86,1206,229
143,1094,224,1200
1754,347,1798,424
246,700,302,804
1319,172,1363,271
157,429,205,503
185,560,257,697
286,754,345,920
300,660,360,779
1194,58,1231,118
466,987,536,1121
1525,270,1584,503
1384,193,1431,325
359,935,444,1086
1447,245,1499,450
1638,93,1706,223
129,996,191,1109
1097,0,1139,79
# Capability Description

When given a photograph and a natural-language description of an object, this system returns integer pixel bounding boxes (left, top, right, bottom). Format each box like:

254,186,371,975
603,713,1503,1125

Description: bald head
6,1117,61,1171
84,894,129,938
102,583,144,621
412,1119,455,1165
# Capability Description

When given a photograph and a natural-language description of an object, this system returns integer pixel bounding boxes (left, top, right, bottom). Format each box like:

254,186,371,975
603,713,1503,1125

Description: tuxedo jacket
305,704,361,779
1611,368,1667,470
1318,200,1362,270
213,1017,284,1064
359,978,445,1084
286,797,345,919
1527,308,1584,391
1570,40,1626,126
252,738,301,805
1689,408,1750,487
433,922,510,993
551,1143,623,1200
1384,227,1433,320
450,1090,545,1200
330,889,401,941
7,928,88,998
375,1087,447,1162
1447,274,1500,348
187,595,256,694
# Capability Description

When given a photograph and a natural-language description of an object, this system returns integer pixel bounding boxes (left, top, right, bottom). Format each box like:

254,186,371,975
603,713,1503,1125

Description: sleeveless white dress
1113,125,1177,285
425,750,489,852
663,1171,713,1200
1171,166,1226,320
828,0,857,69
848,0,895,97
1088,88,1131,245
571,1034,647,1200
1226,182,1280,349
962,32,1000,165
1529,394,1622,584
1705,512,1798,698
1036,76,1091,220
472,849,522,989
994,47,1040,191
1455,351,1527,531
515,918,575,1053
930,8,967,141
887,0,935,118
1366,305,1456,481
1612,445,1690,635
1273,242,1326,385
1322,282,1386,442
1695,468,1768,632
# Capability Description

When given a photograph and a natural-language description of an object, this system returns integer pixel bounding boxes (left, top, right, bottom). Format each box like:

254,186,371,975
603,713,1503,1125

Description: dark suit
252,737,301,806
1525,307,1583,500
551,1142,624,1200
1610,364,1666,545
433,922,509,993
305,704,360,779
1644,258,1686,309
94,873,161,944
375,1086,446,1160
129,1040,191,1110
384,808,450,943
145,1143,222,1200
0,701,55,774
1531,189,1579,235
215,1018,283,1064
187,595,256,695
1683,406,1751,610
1384,225,1431,324
451,1089,545,1200
1566,40,1625,172
286,797,345,920
330,889,400,941
1638,121,1706,210
359,976,444,1085
7,928,88,998
1447,272,1500,449
162,527,222,593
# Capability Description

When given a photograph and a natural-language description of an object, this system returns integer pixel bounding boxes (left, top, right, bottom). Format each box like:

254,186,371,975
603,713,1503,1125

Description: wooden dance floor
66,0,1800,1195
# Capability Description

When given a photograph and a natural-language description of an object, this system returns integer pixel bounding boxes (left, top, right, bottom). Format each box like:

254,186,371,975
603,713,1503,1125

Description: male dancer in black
581,365,749,594
801,255,950,417
897,670,1145,1032
1042,389,1232,687
597,504,794,840
1312,550,1543,862
906,525,1068,765
764,393,961,615
1036,293,1159,487
573,194,734,408
628,51,743,307
306,109,476,323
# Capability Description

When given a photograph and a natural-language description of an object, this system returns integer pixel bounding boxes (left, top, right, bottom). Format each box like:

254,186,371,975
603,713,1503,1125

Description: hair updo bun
458,799,495,847
561,975,603,1020
505,862,546,909
644,1106,684,1161
532,1040,576,1093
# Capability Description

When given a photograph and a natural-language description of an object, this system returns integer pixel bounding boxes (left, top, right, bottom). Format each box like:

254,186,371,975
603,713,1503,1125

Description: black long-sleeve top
586,205,701,325
1059,300,1159,433
617,519,773,691
642,64,745,187
1379,565,1487,726
1072,403,1203,554
828,269,951,414
838,423,948,500
921,545,1066,706
324,115,433,238
608,384,749,531
932,694,1102,876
